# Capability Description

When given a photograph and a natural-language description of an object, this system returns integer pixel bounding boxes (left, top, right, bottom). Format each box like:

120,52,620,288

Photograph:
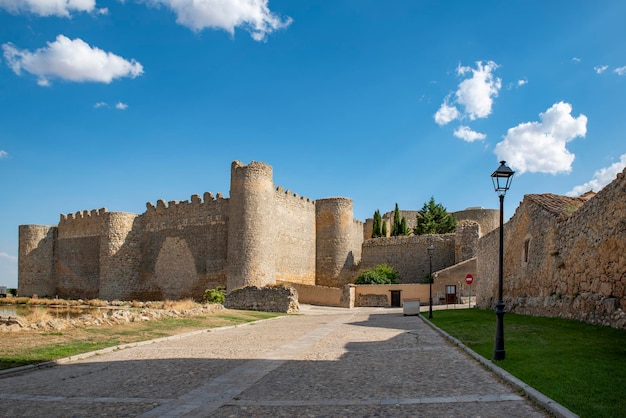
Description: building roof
525,193,591,218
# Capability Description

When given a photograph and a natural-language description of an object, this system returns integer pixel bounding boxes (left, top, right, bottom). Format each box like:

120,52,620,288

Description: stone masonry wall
224,286,299,313
55,209,108,299
137,193,229,300
477,167,626,328
18,225,57,297
316,197,361,287
272,186,316,285
360,234,455,284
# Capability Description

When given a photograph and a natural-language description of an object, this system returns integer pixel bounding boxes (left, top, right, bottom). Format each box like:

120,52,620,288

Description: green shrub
355,264,399,284
203,286,226,304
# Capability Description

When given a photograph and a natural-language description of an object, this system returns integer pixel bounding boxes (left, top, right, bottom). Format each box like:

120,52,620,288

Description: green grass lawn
426,308,626,418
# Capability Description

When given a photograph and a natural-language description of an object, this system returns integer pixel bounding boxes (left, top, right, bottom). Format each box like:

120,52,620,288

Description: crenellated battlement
275,186,315,206
145,191,227,213
57,208,109,238
59,208,108,224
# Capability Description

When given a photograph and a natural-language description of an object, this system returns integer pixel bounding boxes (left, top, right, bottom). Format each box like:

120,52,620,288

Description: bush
355,264,399,285
203,286,226,304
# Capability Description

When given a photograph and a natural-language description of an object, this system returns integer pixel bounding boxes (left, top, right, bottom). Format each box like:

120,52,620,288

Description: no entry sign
465,274,473,285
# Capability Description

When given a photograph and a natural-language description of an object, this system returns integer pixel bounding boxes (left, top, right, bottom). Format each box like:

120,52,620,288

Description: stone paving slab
0,306,552,417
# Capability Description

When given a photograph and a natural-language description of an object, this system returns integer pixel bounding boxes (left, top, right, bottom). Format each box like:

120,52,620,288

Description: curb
420,315,579,418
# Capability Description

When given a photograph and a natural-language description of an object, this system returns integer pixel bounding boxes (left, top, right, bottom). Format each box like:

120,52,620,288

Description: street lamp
491,160,514,361
427,243,435,319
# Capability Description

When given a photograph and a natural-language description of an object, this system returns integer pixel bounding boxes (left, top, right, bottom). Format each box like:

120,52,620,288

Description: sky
1,1,626,288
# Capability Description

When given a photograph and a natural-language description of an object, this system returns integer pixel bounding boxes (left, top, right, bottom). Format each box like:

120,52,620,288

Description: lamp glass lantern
491,161,514,196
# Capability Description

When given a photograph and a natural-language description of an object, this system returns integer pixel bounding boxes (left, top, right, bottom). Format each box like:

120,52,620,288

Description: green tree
372,209,383,238
414,196,456,235
400,216,409,235
382,220,387,237
354,264,400,284
391,203,399,236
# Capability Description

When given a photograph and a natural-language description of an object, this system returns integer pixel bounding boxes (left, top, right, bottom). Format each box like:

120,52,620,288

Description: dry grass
21,307,53,324
162,298,198,311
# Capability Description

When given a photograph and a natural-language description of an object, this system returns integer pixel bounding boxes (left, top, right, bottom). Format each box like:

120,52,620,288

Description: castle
18,160,498,301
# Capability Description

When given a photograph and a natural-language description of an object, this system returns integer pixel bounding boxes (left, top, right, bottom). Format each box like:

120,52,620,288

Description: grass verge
0,309,281,371
426,308,626,418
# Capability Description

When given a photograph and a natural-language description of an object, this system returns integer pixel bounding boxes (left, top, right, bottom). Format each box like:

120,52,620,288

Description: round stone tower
315,197,354,287
227,161,276,291
18,224,57,297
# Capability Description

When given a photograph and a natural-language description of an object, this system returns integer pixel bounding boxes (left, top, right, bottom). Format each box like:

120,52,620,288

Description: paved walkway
0,306,554,417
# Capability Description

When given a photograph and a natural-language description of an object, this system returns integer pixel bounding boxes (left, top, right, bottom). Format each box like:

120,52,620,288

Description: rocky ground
0,300,224,332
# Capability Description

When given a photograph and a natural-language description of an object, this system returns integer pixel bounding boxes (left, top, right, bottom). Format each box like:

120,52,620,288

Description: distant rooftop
526,193,593,218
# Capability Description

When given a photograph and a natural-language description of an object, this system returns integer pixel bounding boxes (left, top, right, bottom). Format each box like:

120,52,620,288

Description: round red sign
465,274,473,285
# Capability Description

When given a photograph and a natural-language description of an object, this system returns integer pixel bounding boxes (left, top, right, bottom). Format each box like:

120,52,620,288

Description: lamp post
428,243,434,319
491,161,514,361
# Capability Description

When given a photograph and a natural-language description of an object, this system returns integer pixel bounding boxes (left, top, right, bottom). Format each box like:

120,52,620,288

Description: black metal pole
428,252,433,319
494,193,505,360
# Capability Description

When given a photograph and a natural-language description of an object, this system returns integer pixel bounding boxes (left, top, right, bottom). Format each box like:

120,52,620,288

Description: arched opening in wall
523,238,531,264
155,237,197,300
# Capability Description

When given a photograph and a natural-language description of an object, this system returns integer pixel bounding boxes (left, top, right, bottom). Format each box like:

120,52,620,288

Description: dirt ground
0,306,280,370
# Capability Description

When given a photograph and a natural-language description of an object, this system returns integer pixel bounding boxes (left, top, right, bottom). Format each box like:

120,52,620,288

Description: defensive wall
476,167,626,328
19,159,499,303
19,161,361,300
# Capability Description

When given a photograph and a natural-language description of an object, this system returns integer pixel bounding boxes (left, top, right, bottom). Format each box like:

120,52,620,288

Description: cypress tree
372,209,382,238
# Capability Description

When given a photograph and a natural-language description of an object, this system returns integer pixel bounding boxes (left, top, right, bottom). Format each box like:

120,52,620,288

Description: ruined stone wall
360,234,455,283
55,209,108,299
18,225,57,297
315,198,361,287
454,220,480,263
453,208,499,236
272,186,316,285
224,285,299,313
477,168,626,328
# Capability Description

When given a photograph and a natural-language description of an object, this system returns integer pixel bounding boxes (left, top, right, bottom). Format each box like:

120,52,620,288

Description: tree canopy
414,197,456,235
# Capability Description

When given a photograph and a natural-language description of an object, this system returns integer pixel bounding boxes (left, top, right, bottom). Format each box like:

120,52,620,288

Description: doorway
390,290,402,307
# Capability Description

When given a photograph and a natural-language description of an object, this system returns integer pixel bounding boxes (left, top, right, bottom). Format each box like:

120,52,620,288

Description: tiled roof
525,193,590,218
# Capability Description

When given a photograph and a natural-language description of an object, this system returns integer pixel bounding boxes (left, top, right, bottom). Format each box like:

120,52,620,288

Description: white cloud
572,57,581,63
494,101,587,175
566,154,626,196
0,0,105,17
517,79,528,87
453,126,486,142
94,101,108,108
434,99,459,126
115,102,128,110
595,65,608,74
0,150,7,159
2,35,143,85
434,60,501,126
146,0,292,41
455,60,502,120
615,66,626,76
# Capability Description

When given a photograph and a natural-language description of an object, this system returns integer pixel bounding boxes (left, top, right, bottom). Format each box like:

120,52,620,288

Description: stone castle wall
476,168,626,328
272,186,316,285
18,161,361,300
360,234,456,284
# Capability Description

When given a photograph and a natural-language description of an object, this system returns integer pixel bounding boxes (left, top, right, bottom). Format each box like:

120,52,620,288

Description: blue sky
1,1,626,288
